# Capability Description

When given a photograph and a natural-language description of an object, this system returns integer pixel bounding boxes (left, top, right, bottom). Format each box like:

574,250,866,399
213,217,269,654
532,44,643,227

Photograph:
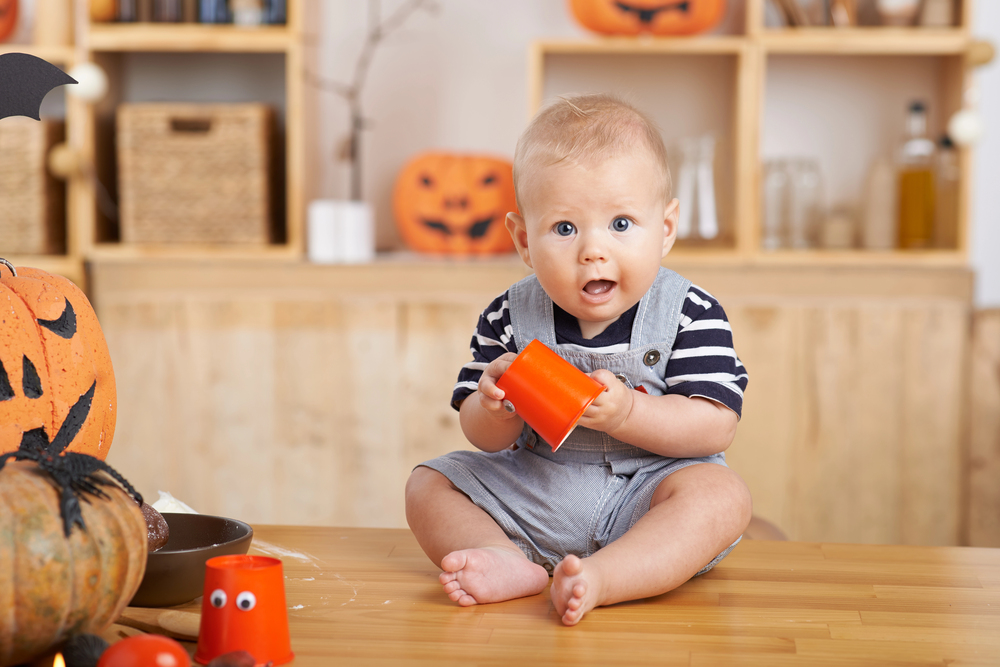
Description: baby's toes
442,580,463,595
439,571,458,585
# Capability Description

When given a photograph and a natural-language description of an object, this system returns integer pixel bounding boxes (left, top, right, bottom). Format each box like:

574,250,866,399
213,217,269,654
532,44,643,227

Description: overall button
614,373,629,385
643,349,661,366
543,562,554,573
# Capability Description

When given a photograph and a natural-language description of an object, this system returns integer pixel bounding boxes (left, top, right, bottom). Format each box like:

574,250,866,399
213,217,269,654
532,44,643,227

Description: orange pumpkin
393,152,518,255
0,460,147,667
568,0,727,36
0,259,117,460
0,0,17,43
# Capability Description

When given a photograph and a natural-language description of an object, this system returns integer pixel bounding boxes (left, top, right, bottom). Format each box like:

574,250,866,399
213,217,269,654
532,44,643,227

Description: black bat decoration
0,52,77,121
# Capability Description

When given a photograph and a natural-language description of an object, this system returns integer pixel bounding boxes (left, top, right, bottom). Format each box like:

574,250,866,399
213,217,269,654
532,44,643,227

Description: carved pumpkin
0,0,17,43
393,152,518,255
568,0,727,36
0,259,117,460
0,460,147,666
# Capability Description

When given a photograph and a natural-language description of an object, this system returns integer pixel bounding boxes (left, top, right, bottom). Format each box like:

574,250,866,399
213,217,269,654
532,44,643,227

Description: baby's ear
506,212,532,267
662,198,680,258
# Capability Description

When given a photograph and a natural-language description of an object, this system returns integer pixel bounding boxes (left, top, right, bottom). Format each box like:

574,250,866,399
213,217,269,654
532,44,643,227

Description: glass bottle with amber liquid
897,101,936,249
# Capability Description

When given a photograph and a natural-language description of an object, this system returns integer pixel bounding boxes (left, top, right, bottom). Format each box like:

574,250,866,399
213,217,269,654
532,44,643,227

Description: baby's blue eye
556,222,576,236
611,217,632,232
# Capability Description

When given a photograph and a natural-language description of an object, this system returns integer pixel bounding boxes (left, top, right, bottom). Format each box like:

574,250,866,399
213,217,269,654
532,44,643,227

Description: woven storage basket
117,103,275,245
0,118,65,254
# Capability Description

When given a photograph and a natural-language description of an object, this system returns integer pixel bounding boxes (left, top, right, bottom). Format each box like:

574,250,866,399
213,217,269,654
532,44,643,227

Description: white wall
309,1,999,304
971,0,1000,306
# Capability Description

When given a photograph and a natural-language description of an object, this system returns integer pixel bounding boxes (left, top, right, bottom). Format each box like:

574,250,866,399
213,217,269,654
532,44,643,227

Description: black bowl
130,513,253,607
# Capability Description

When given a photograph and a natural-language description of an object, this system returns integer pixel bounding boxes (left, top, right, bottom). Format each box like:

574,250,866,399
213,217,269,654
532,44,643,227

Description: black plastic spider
0,433,143,537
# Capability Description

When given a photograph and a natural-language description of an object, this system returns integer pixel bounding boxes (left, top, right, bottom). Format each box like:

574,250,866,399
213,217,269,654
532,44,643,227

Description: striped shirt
452,284,748,417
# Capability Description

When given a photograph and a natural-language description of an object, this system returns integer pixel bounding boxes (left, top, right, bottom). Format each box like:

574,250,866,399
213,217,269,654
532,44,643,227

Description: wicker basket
0,118,65,255
117,103,275,245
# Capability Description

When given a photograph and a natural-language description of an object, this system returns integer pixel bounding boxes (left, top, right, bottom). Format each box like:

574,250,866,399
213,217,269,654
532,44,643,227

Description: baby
405,93,752,626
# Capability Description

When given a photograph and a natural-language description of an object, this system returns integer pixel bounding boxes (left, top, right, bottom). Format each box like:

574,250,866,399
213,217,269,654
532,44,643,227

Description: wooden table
118,525,1000,666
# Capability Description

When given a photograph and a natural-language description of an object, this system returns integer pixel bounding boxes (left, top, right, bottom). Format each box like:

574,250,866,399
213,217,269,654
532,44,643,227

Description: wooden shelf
0,43,75,63
89,242,301,261
760,28,969,54
3,255,86,286
531,0,982,268
86,24,295,53
535,36,746,55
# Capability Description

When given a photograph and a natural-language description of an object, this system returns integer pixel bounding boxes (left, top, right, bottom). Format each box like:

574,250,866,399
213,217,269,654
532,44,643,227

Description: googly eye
210,589,227,608
235,591,257,611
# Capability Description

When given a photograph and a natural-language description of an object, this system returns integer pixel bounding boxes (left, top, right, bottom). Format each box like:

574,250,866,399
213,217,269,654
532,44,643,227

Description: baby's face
507,153,676,338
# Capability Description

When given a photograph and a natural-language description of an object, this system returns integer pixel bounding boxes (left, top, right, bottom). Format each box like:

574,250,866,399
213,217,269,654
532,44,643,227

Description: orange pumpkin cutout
0,0,17,43
0,259,117,460
568,0,726,36
393,152,518,255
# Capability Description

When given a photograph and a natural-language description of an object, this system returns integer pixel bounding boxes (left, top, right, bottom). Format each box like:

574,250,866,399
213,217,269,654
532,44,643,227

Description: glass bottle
897,101,936,249
934,135,960,249
788,159,822,249
761,160,788,250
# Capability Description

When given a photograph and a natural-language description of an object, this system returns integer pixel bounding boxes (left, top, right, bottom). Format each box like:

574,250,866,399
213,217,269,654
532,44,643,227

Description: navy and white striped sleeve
451,291,519,410
664,284,748,418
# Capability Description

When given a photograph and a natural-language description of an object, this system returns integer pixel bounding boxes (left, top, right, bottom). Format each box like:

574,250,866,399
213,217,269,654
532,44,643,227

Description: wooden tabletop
119,525,1000,666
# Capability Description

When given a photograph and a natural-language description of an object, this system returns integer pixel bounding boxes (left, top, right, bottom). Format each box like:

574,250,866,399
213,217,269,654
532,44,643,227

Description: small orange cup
194,555,294,666
495,339,605,451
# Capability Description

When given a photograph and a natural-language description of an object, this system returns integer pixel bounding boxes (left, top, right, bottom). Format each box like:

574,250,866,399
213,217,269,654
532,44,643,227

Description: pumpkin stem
0,258,16,278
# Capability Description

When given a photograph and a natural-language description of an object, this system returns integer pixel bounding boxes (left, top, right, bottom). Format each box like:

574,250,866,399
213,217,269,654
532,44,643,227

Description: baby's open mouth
584,280,616,295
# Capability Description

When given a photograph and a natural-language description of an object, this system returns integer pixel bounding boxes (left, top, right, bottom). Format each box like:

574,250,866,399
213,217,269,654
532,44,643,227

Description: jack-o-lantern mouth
18,382,96,456
614,0,690,23
422,216,495,239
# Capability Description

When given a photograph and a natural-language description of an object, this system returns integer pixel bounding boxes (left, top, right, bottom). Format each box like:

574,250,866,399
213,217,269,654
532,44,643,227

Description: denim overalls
422,268,741,574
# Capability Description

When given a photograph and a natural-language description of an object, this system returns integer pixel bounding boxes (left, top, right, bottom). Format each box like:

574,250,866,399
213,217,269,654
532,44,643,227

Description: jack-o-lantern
568,0,726,36
0,259,117,460
393,152,518,255
0,0,18,43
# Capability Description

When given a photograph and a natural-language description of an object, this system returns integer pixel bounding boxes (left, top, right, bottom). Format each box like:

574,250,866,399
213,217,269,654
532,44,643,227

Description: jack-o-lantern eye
22,356,43,399
420,174,434,188
38,298,77,339
424,221,452,236
0,359,13,401
482,174,497,186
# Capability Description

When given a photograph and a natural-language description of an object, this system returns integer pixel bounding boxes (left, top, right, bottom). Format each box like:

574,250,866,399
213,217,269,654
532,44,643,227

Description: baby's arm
578,377,737,458
578,285,744,458
458,353,525,452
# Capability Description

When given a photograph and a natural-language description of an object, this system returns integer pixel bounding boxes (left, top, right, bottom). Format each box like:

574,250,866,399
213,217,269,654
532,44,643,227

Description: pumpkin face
0,460,147,666
0,261,117,460
393,153,518,255
0,0,17,43
568,0,727,36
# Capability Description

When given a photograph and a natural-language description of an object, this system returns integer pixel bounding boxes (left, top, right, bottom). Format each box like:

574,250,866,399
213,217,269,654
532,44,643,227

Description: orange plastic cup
194,555,294,666
495,339,605,451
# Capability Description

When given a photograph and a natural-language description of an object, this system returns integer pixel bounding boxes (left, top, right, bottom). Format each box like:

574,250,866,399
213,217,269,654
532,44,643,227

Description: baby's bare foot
439,547,549,606
551,554,604,626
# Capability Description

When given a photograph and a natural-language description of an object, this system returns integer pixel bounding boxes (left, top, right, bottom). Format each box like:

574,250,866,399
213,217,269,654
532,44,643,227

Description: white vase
307,200,375,264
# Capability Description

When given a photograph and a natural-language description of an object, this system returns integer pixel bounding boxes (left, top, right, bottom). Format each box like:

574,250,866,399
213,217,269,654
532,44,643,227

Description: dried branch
305,0,438,200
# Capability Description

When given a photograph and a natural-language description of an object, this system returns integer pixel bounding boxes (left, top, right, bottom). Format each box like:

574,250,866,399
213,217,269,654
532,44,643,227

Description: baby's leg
551,462,751,625
405,466,549,606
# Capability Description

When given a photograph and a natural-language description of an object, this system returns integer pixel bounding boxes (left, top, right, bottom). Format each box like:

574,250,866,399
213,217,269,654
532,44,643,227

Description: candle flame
53,654,65,667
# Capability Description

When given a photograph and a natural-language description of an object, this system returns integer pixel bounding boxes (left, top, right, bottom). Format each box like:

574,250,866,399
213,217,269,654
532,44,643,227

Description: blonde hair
512,93,671,213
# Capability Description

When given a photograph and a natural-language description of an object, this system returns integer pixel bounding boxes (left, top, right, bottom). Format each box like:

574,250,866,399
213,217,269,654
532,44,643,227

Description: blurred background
1,0,997,547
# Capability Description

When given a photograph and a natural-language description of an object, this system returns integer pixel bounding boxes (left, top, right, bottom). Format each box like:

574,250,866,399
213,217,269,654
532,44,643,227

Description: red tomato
97,635,192,667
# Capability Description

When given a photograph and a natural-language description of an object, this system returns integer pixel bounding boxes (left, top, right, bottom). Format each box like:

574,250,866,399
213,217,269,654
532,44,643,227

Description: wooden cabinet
94,259,976,546
530,0,987,266
0,1,305,285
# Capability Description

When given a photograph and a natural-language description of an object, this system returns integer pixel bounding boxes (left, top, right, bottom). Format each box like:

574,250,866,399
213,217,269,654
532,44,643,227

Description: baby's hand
577,369,635,436
477,352,520,421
